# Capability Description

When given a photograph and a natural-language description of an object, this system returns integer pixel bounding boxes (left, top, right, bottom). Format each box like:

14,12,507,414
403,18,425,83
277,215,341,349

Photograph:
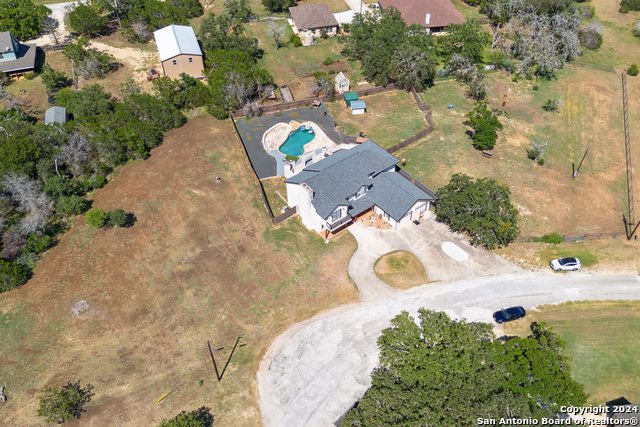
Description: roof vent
368,171,375,179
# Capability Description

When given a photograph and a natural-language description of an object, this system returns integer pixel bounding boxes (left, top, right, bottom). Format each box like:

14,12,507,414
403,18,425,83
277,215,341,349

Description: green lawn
325,90,427,148
504,301,640,405
246,23,362,100
261,176,289,215
395,66,631,237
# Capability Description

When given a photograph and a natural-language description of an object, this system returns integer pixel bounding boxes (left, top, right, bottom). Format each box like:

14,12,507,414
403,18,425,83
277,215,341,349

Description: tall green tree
0,0,51,41
343,310,537,427
440,20,491,64
67,3,109,36
340,8,435,87
343,310,587,427
261,0,293,13
197,12,261,58
55,84,114,118
465,101,504,150
205,49,273,119
435,173,519,249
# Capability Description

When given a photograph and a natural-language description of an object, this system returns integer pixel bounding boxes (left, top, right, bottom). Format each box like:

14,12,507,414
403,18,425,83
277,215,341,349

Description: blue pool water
279,128,316,157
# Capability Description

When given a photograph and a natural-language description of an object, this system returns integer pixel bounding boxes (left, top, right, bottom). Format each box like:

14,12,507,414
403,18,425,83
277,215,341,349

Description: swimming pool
279,127,316,157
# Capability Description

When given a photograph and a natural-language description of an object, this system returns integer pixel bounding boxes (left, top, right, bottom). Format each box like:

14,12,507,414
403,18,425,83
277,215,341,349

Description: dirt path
89,41,160,84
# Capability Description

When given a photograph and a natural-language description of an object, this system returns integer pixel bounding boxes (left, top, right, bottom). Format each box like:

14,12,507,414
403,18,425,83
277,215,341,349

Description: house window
355,186,367,199
172,60,177,65
0,52,4,59
188,57,193,63
331,209,342,222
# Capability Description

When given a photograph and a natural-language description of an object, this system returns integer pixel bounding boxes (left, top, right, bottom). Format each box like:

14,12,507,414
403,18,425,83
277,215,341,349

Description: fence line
230,84,399,118
41,43,70,52
514,232,624,243
229,115,298,225
410,88,431,112
387,111,434,154
397,169,411,181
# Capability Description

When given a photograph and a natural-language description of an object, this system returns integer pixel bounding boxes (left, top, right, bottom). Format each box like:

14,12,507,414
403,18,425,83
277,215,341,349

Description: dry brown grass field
0,116,358,426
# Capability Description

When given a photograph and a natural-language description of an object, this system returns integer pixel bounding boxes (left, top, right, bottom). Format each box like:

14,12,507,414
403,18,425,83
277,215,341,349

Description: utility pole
572,149,588,178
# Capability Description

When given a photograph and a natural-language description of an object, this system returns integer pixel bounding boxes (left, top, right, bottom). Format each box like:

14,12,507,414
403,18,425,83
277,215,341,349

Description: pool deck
235,108,342,179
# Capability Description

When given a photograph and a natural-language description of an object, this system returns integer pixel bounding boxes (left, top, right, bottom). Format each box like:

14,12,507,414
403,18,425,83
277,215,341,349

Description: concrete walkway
348,211,520,301
258,273,640,427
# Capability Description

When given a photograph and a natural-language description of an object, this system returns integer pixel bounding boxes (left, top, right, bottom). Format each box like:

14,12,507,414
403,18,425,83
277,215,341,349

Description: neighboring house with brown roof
0,31,37,75
289,4,339,45
378,0,465,33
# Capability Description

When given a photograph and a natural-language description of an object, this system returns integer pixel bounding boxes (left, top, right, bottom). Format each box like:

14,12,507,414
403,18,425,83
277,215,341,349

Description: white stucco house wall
285,140,436,236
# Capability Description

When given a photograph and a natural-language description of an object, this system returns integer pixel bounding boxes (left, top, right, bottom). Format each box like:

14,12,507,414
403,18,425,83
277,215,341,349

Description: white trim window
331,209,342,222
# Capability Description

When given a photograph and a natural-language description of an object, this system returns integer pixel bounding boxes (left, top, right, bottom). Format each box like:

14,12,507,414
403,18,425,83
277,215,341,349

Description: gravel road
258,272,640,427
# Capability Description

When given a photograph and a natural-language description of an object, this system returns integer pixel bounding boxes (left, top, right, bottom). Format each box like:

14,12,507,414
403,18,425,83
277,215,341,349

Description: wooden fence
387,111,434,154
410,88,431,112
414,179,437,199
229,115,298,225
230,84,399,118
41,43,70,52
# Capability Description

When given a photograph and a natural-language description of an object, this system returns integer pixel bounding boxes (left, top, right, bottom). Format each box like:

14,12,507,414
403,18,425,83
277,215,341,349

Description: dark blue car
493,306,526,324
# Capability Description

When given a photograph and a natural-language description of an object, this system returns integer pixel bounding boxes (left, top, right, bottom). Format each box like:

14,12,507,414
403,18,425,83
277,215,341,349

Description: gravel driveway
258,273,640,427
348,212,520,301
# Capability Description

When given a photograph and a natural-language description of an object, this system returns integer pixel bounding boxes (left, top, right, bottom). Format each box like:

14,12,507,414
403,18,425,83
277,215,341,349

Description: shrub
537,158,545,166
57,196,90,215
532,84,539,91
329,69,336,74
40,64,70,91
108,208,128,227
579,30,603,50
0,259,27,293
620,0,640,13
323,57,334,66
24,72,37,80
158,406,214,427
37,380,94,423
628,64,640,76
526,149,540,161
342,23,350,32
25,234,53,254
289,33,302,47
542,232,563,244
542,98,563,112
320,28,328,39
87,175,106,189
85,207,108,228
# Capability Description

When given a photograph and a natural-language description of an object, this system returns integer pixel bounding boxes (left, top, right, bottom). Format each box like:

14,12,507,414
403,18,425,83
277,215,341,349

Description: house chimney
426,12,431,25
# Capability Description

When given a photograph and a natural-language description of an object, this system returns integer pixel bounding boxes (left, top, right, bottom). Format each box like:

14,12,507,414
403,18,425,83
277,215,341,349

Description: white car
550,257,581,271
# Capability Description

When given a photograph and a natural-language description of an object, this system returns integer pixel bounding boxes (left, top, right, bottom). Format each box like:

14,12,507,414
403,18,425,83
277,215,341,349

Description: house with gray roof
285,140,435,235
289,4,339,46
0,31,37,75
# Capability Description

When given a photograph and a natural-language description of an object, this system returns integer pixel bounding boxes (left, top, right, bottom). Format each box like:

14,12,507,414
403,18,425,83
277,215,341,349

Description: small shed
280,85,294,103
350,100,366,115
344,92,359,107
334,72,350,94
45,106,68,125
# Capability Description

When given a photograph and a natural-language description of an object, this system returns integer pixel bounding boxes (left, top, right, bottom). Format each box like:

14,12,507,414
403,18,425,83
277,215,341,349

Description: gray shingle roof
0,32,15,51
0,35,36,73
289,4,339,30
285,140,435,221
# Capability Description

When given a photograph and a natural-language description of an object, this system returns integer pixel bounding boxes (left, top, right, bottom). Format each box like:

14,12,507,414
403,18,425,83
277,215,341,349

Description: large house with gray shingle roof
289,4,339,43
285,140,435,236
